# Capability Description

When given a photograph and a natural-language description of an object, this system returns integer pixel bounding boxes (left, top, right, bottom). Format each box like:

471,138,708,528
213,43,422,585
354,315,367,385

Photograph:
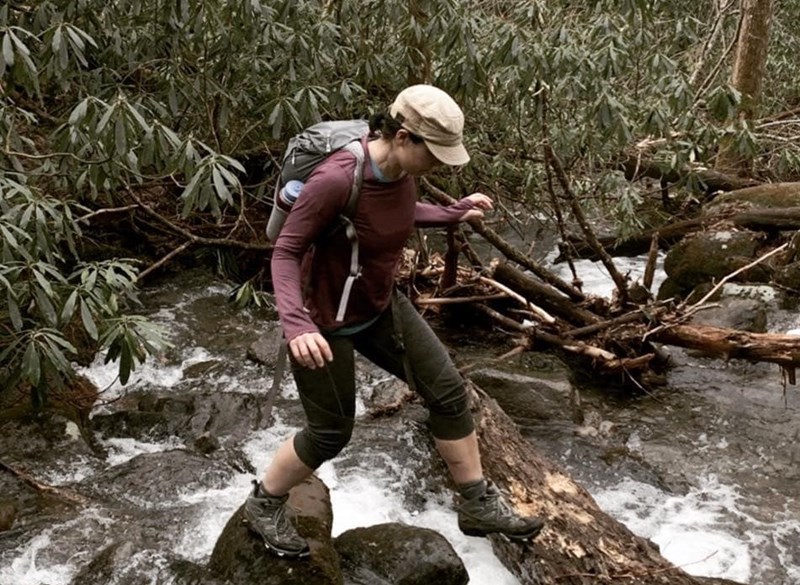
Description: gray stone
247,322,283,367
776,261,800,291
208,475,341,585
335,522,468,585
77,449,236,507
689,298,767,332
663,230,762,291
469,367,574,424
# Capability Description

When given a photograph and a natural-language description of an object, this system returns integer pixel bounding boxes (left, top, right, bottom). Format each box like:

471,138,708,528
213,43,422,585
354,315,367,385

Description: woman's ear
395,128,411,145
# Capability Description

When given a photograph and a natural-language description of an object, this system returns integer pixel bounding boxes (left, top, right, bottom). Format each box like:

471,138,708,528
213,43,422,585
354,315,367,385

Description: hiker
246,85,544,558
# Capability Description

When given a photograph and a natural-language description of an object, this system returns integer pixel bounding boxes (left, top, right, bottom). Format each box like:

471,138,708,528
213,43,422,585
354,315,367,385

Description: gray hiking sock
255,481,280,499
458,478,487,501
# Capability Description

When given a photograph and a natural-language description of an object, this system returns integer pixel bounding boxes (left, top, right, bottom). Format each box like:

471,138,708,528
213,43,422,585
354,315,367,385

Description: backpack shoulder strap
335,139,366,322
341,140,365,218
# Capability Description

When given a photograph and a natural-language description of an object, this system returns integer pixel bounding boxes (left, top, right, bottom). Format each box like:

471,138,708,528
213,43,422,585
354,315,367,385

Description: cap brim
425,140,470,166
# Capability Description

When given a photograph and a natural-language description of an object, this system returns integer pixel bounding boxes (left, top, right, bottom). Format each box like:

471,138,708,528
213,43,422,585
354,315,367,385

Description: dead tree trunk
616,155,759,192
470,382,741,585
646,323,800,368
489,260,601,326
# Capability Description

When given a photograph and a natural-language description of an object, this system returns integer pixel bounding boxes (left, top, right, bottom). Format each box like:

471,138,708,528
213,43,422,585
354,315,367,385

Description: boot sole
460,521,544,541
242,517,311,559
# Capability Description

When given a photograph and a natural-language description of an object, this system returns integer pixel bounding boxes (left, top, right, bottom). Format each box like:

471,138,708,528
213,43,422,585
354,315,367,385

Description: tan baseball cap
390,85,470,166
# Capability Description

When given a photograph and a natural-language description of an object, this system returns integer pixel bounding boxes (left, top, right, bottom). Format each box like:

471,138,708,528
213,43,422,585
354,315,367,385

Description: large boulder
91,389,270,448
334,523,469,585
688,297,767,332
469,367,574,425
708,182,800,210
208,475,342,584
660,229,763,296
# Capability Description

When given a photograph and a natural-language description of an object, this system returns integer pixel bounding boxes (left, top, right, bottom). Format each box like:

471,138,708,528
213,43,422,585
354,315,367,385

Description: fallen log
488,260,601,326
616,155,759,192
557,205,800,263
469,381,741,585
555,215,721,262
646,324,800,368
732,206,800,231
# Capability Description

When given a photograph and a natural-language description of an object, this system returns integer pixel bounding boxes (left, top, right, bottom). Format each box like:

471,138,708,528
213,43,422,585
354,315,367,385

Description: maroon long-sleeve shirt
271,136,475,341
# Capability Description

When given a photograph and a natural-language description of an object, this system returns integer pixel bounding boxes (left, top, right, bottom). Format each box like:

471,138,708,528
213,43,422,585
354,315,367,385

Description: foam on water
321,465,520,585
548,250,667,299
593,475,752,581
0,508,113,585
0,532,74,585
170,412,520,583
102,436,187,467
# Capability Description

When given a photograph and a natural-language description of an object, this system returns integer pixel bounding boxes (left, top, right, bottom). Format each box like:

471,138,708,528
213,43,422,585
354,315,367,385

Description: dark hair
368,112,424,143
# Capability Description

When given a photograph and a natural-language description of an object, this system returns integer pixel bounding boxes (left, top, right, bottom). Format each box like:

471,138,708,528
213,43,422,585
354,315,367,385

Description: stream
1,257,799,585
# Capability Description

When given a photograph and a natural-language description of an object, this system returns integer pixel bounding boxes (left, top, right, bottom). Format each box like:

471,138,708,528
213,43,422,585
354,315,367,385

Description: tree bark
555,216,717,262
733,206,800,231
488,260,601,326
470,382,741,585
715,0,774,174
617,154,759,192
646,323,800,367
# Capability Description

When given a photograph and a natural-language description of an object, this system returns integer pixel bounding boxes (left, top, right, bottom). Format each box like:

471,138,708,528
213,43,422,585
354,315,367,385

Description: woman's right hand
289,332,333,369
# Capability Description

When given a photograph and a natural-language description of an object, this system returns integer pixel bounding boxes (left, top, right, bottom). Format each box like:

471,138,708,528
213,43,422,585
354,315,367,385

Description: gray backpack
270,119,369,322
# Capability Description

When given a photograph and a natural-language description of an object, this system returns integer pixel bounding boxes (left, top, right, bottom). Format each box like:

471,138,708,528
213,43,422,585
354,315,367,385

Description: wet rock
708,182,800,210
72,541,140,585
78,449,236,507
247,322,283,367
661,230,763,294
208,475,341,584
688,298,767,332
92,390,267,445
169,559,228,585
365,377,413,415
0,501,16,532
469,368,573,424
775,261,800,290
0,414,102,530
335,522,469,585
72,540,221,585
182,359,225,380
193,432,220,454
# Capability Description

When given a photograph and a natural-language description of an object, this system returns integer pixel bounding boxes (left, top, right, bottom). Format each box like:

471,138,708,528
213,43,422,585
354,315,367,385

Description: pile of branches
410,179,800,391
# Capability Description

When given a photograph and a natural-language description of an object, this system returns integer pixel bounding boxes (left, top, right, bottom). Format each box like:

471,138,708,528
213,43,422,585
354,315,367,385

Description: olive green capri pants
291,291,474,470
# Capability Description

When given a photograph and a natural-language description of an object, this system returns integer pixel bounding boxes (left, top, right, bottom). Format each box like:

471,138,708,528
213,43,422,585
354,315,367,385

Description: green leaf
119,337,133,384
69,99,90,126
8,291,23,330
32,266,55,297
61,289,79,323
212,167,231,204
115,116,127,155
80,298,98,340
2,33,15,66
22,342,41,387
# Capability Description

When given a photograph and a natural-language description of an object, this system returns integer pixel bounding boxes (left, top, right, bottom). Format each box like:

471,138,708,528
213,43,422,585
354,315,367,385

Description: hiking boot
457,482,544,541
243,481,310,558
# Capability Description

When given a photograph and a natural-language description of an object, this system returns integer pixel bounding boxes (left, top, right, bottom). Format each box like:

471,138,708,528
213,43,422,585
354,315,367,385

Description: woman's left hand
459,192,493,221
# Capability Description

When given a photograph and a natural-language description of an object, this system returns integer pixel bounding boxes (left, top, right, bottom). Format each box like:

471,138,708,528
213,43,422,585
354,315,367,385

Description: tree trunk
488,260,601,326
647,323,800,368
470,382,741,585
715,0,774,175
617,154,759,192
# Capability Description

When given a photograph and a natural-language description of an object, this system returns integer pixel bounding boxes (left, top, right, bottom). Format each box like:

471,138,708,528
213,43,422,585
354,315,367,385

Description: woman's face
395,131,443,176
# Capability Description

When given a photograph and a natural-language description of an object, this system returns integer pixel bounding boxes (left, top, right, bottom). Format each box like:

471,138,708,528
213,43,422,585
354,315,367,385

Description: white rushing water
1,292,519,585
552,254,800,585
5,262,800,585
